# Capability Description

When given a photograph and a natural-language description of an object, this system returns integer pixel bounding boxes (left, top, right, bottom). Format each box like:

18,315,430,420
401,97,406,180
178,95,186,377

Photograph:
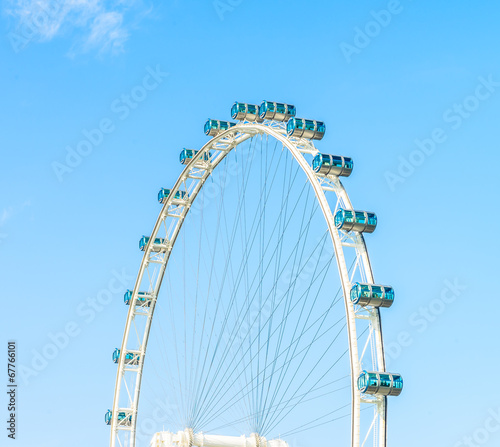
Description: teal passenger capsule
231,102,263,122
179,148,210,165
104,410,132,426
350,283,394,308
312,153,353,177
123,290,153,307
139,236,167,252
286,118,325,140
204,119,236,137
357,371,403,396
334,209,377,233
158,188,187,204
259,101,296,121
112,348,140,365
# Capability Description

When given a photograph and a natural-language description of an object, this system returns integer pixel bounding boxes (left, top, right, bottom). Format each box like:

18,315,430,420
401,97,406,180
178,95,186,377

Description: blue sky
1,0,499,446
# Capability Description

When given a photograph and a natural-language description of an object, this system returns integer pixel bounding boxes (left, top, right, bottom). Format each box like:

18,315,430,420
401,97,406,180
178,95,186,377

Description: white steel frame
110,120,387,447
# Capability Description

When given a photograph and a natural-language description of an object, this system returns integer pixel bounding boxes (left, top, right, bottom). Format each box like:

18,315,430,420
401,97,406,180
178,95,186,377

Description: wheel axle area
151,429,288,447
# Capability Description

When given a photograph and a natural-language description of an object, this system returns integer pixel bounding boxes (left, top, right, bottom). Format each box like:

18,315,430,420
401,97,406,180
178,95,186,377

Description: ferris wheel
106,101,403,447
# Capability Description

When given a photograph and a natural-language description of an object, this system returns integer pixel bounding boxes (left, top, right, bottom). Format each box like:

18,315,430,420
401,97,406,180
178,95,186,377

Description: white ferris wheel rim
110,121,388,447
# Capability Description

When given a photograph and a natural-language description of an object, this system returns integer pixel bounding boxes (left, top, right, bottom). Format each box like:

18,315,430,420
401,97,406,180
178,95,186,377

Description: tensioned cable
196,258,346,430
259,256,357,434
189,137,283,426
258,171,322,432
145,135,356,439
189,156,310,428
263,323,370,436
193,191,321,429
281,402,372,438
189,140,259,426
207,375,350,432
190,147,305,426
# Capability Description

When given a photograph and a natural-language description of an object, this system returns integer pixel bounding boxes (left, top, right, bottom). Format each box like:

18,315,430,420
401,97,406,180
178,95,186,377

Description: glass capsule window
361,285,371,298
260,101,270,115
367,213,377,226
248,104,258,115
344,210,355,223
123,290,133,304
117,412,131,424
276,103,286,115
371,285,384,299
334,210,344,228
385,288,395,301
392,374,403,390
231,102,246,118
368,374,379,388
358,373,367,390
379,374,391,388
355,211,366,224
331,156,343,168
312,155,322,172
305,119,315,131
203,120,211,135
158,188,170,203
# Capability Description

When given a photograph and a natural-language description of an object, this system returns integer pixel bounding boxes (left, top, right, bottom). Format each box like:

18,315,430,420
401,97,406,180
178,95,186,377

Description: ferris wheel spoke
189,141,262,426
257,153,307,415
209,377,351,433
259,195,323,429
191,155,305,423
261,322,349,435
264,321,369,436
196,259,345,431
193,198,323,424
188,155,236,423
279,404,352,437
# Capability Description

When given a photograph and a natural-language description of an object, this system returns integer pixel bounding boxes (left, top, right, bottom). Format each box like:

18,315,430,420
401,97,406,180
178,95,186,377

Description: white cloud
0,207,14,226
5,0,148,54
0,201,31,227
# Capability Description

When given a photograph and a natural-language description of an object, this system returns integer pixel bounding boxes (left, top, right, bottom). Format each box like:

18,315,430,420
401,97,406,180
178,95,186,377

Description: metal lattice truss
110,120,387,447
